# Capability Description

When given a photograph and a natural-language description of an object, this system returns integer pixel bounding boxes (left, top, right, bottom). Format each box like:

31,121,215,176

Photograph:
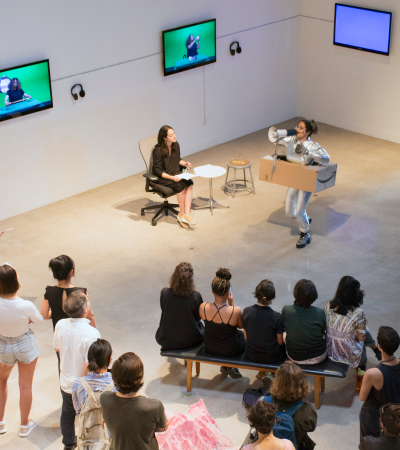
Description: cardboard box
259,157,337,193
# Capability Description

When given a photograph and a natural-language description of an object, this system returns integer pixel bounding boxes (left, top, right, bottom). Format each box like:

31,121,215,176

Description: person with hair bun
100,352,169,450
241,401,295,450
199,268,245,379
242,280,284,382
72,339,115,415
156,262,204,351
273,119,330,249
360,403,400,450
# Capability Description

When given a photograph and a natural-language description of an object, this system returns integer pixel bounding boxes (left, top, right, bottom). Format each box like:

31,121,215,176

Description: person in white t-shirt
0,263,43,438
53,290,100,450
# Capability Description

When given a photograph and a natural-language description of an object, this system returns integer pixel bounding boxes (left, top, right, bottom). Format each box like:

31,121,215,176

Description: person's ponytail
87,339,112,372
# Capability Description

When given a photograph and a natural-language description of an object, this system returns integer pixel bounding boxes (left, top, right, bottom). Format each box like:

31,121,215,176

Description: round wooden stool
224,159,255,198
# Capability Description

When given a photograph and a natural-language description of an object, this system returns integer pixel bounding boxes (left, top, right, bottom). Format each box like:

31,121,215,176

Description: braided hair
211,268,231,296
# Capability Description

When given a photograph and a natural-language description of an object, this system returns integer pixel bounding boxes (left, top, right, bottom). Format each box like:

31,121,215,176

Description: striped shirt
72,371,116,414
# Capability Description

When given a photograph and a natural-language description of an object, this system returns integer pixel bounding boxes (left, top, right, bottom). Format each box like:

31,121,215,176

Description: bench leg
314,376,321,409
196,361,200,375
321,377,325,392
186,360,193,392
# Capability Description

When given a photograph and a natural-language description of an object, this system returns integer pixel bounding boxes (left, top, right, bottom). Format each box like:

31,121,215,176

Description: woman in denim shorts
0,263,43,437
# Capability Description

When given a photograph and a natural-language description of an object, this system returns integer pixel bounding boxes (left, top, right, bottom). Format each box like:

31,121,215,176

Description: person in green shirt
282,279,327,364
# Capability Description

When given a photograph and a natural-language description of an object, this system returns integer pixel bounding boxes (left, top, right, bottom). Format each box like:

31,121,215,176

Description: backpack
242,389,303,449
77,377,114,450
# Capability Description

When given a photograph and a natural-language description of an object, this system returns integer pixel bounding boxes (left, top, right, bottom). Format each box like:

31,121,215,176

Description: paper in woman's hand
176,173,199,180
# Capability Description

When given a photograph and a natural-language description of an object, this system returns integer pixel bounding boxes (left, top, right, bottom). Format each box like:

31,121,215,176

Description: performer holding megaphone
268,120,330,249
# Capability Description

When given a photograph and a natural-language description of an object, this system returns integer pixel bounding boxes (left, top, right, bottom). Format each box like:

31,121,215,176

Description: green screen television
0,59,53,123
162,19,216,76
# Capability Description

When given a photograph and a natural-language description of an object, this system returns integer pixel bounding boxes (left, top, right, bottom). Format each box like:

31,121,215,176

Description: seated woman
72,339,115,415
241,401,295,450
5,78,31,106
153,125,194,229
242,279,284,382
100,352,169,450
325,276,377,379
282,279,327,364
360,403,400,450
268,361,318,450
199,268,245,379
186,34,200,61
359,326,400,441
155,262,204,350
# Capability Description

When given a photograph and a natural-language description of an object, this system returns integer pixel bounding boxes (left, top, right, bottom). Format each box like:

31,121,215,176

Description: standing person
242,279,284,383
0,263,43,437
360,403,400,450
53,291,100,450
153,126,194,229
270,119,330,248
186,34,200,61
325,276,380,384
359,326,400,440
282,280,327,364
241,401,295,450
155,262,204,351
4,78,32,106
100,352,169,450
199,268,245,379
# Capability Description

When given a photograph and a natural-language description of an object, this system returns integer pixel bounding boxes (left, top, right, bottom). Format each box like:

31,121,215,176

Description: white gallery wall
298,0,400,143
0,0,300,221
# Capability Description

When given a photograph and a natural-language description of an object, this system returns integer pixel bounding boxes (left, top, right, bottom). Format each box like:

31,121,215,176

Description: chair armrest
143,173,159,181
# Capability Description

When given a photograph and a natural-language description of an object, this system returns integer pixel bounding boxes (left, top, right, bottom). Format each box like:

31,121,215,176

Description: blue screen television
162,19,216,76
334,4,392,55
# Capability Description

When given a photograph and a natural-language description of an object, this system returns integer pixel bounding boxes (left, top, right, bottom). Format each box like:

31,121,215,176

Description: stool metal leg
249,165,256,194
233,168,236,198
225,166,229,193
243,168,247,187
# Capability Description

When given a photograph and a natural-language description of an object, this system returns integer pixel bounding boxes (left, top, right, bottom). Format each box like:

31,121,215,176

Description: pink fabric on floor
156,399,237,450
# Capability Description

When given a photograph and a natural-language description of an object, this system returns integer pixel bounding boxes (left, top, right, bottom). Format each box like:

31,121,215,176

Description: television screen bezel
162,18,217,77
0,58,53,123
333,3,392,56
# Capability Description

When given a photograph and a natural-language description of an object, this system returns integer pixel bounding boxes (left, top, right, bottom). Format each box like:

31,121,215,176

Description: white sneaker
19,419,37,437
0,420,6,434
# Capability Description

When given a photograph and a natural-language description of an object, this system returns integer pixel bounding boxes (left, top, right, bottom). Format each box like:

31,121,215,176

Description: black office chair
139,135,180,226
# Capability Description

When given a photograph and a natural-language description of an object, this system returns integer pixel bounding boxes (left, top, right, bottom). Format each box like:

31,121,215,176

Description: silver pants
285,187,312,233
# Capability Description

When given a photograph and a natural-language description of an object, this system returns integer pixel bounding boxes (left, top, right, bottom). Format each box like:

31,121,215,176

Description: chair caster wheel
141,211,145,216
151,221,157,226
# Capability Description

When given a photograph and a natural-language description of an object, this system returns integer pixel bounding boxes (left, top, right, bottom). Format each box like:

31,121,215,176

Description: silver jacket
279,136,330,165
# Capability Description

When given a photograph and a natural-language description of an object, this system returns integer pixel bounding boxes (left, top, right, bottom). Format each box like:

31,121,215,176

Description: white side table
194,165,230,215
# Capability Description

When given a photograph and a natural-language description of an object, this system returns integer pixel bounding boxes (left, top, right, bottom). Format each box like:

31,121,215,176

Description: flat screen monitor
0,59,53,123
162,19,216,76
334,4,392,55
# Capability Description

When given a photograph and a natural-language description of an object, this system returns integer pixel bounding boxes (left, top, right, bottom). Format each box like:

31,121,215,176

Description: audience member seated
0,263,43,438
72,338,115,415
100,352,169,450
359,326,400,440
242,279,284,383
325,276,375,377
199,268,245,379
268,361,317,450
360,403,400,450
282,280,327,364
241,401,295,450
53,290,100,450
156,262,204,351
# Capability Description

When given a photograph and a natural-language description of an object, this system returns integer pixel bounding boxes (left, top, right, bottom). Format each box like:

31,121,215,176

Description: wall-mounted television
0,59,53,123
162,19,216,76
334,4,392,55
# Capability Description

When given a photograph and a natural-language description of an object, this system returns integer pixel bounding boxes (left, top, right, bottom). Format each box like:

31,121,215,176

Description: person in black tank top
359,326,400,441
40,256,95,371
199,268,246,379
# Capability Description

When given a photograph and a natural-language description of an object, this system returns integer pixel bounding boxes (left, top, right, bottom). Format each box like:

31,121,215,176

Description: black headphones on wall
230,41,242,55
71,84,85,100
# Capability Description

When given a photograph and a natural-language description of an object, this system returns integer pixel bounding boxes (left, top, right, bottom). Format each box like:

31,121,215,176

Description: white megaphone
268,127,297,143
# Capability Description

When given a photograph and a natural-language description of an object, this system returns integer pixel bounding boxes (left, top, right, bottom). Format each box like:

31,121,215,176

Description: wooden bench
161,344,349,409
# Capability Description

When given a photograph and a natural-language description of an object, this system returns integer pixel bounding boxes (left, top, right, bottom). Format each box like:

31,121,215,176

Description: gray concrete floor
1,119,399,450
